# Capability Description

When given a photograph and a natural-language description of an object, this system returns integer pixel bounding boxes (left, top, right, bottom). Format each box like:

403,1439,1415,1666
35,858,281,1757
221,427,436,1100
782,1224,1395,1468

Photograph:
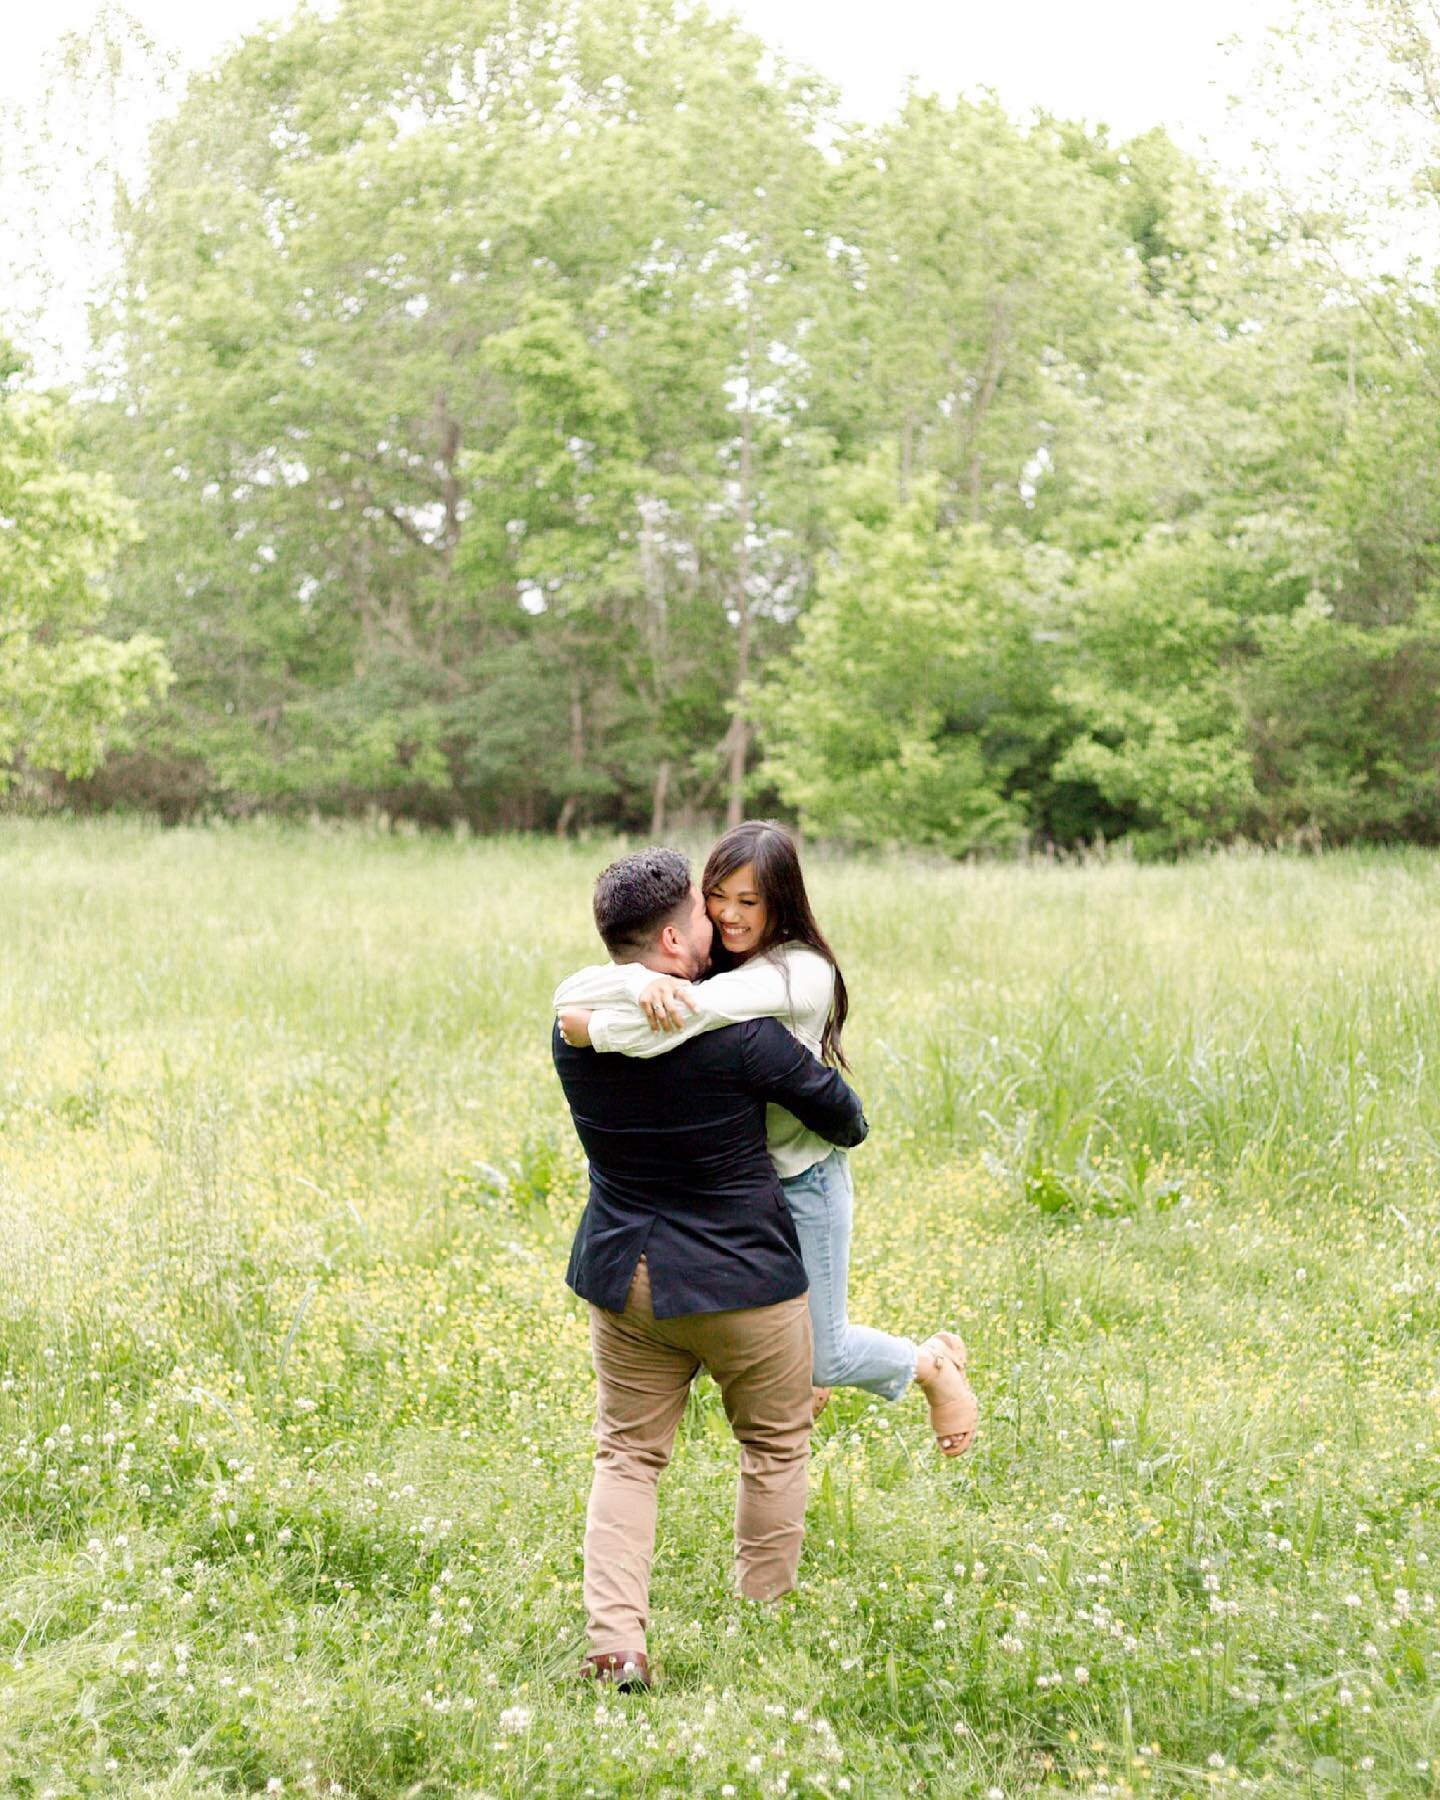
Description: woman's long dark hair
701,820,851,1070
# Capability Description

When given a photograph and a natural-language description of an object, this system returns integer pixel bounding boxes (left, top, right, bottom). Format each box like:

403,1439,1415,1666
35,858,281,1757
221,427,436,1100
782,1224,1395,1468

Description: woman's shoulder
769,940,828,968
768,942,835,994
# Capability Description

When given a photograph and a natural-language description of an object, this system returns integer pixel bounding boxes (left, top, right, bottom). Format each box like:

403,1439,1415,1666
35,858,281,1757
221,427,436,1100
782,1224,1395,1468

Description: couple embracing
550,820,978,1690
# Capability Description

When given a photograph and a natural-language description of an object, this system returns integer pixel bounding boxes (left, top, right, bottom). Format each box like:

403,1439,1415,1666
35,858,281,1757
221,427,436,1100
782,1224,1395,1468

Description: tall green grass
2,820,1439,1796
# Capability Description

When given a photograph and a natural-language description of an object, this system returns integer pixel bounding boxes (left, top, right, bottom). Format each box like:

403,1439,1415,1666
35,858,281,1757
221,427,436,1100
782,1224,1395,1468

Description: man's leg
585,1258,698,1658
687,1294,813,1602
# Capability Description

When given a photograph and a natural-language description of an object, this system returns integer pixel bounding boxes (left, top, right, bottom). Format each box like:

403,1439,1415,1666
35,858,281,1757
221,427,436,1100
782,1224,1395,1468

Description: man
551,847,868,1690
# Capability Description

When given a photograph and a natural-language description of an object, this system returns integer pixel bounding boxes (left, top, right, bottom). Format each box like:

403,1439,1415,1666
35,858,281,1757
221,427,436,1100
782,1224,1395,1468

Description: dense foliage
15,0,1440,850
0,341,169,786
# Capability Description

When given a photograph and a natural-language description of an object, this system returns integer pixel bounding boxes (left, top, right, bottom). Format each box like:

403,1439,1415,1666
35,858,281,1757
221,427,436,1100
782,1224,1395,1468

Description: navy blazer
553,1016,868,1317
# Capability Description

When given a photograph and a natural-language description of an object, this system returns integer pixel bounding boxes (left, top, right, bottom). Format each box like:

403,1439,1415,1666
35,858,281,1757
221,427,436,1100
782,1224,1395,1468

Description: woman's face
706,861,769,960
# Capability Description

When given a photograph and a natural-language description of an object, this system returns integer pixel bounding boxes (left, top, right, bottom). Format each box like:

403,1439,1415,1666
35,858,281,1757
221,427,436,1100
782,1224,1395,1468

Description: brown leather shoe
581,1650,651,1692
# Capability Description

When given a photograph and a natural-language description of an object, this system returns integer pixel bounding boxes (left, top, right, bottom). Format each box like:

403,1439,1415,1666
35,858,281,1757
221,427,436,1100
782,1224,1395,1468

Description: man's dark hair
593,847,693,957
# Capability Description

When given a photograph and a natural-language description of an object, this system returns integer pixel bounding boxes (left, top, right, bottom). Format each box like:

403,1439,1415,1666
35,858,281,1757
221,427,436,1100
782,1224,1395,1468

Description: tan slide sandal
917,1331,978,1456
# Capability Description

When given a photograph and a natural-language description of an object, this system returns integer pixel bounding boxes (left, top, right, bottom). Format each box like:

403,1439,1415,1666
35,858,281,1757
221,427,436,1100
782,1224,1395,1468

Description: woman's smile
707,862,768,958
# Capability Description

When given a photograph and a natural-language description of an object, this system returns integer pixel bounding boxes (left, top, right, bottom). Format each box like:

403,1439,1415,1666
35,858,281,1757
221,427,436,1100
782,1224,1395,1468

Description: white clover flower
499,1704,531,1734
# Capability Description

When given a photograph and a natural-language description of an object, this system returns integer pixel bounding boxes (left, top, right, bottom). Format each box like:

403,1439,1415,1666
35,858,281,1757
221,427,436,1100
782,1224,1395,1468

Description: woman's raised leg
781,1151,978,1453
780,1151,916,1401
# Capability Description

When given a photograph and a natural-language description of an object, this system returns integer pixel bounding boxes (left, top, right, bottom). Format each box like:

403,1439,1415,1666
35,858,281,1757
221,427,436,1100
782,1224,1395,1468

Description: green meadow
3,820,1440,1798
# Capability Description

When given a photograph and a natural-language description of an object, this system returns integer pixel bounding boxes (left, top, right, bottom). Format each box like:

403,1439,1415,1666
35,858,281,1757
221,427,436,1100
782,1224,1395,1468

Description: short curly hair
593,847,693,956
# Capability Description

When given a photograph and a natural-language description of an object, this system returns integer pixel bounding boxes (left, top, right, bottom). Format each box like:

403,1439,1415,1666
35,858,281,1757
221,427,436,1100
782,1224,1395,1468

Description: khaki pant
584,1257,813,1657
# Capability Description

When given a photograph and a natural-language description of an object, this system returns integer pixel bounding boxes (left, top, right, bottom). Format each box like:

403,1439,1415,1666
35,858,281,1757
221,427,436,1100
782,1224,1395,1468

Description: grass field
3,820,1440,1798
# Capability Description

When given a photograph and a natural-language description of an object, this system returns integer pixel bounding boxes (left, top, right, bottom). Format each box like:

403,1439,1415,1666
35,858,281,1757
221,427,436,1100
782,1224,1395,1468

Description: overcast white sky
4,0,1293,143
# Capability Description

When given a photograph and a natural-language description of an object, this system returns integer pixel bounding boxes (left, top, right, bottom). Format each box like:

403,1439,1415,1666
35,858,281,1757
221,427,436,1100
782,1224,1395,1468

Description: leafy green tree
809,94,1145,531
53,0,1440,854
1051,531,1263,852
96,0,833,829
758,123,1359,855
0,344,170,785
1245,601,1440,842
754,460,1070,852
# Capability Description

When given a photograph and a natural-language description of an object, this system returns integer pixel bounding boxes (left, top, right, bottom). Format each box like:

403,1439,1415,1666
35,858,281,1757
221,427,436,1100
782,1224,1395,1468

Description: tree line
7,0,1440,854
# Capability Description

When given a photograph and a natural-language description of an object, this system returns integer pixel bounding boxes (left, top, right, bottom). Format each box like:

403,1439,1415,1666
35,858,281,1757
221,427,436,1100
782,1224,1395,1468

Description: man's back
553,1015,866,1317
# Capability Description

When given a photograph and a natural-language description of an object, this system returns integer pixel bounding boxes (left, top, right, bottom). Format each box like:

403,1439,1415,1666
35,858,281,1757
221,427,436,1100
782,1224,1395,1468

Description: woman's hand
637,975,700,1032
558,1007,594,1047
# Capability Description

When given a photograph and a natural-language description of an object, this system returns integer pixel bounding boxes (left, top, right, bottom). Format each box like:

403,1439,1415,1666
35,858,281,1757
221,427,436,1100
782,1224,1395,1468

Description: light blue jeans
779,1150,916,1401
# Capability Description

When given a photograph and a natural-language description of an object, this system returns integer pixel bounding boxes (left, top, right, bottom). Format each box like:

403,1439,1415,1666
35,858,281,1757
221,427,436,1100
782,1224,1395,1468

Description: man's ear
655,920,678,957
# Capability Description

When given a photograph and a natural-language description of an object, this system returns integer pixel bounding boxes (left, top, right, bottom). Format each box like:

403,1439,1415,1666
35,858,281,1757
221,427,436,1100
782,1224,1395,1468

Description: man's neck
613,951,688,977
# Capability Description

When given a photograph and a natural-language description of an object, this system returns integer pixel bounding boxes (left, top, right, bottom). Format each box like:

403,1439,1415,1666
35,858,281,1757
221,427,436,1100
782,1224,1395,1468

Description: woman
554,820,977,1456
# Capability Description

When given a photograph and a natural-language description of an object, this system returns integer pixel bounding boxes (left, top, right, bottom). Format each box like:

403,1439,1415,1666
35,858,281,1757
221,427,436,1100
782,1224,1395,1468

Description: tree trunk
431,388,462,665
555,671,585,837
959,301,1007,524
639,496,670,670
650,758,670,839
726,301,758,830
433,387,462,568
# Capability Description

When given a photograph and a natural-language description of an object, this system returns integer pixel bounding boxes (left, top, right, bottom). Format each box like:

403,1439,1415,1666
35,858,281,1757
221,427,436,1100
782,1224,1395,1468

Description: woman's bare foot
810,1385,833,1422
915,1332,978,1455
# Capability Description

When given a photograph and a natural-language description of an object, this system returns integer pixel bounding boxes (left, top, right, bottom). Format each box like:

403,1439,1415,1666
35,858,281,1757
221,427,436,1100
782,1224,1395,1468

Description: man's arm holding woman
555,948,832,1059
